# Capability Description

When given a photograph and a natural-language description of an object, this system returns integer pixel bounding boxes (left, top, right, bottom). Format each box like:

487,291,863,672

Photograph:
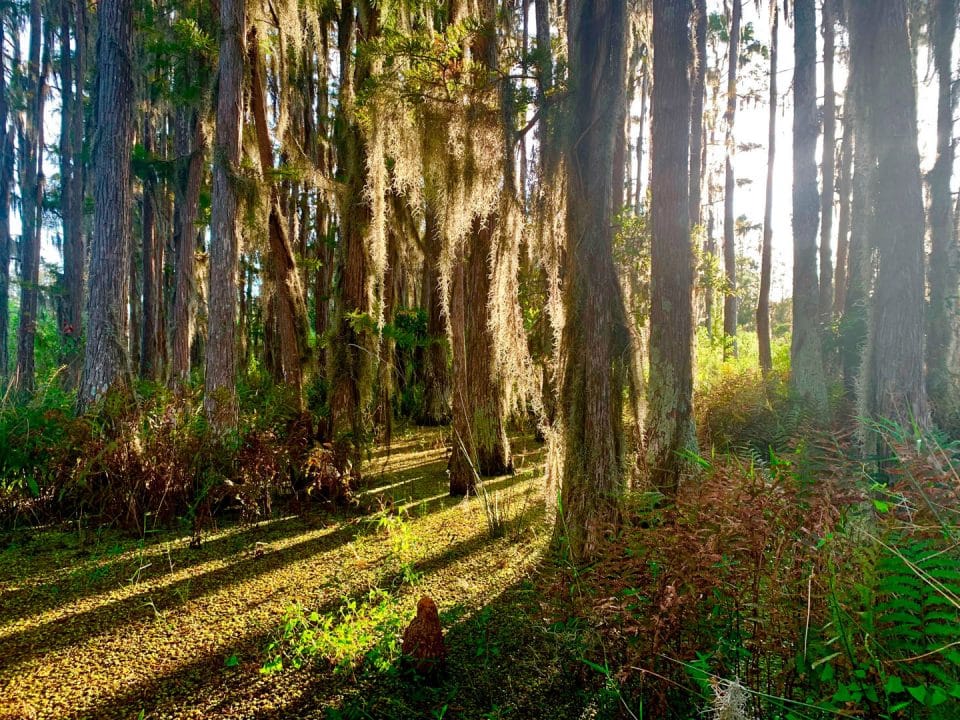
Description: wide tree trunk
926,0,960,428
204,0,245,429
448,216,513,495
850,0,929,438
818,0,836,326
78,0,134,410
559,0,631,562
757,1,778,375
721,0,741,358
170,108,205,389
646,0,695,494
790,0,826,409
15,0,47,393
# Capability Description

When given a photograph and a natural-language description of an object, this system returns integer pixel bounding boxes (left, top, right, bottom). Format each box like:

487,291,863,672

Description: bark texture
818,0,836,325
204,0,245,428
721,0,741,357
78,0,134,410
757,0,777,375
559,0,631,562
850,0,930,438
790,0,826,409
646,0,695,493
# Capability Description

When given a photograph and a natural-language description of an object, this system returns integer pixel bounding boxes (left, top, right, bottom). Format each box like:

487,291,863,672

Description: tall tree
646,0,695,493
14,0,48,392
204,0,246,428
417,208,450,426
58,0,87,385
818,0,836,326
757,0,778,375
139,114,162,380
78,0,135,409
0,11,13,380
688,0,707,230
926,0,960,427
849,0,929,436
833,73,853,321
560,0,631,561
721,0,741,358
790,0,826,408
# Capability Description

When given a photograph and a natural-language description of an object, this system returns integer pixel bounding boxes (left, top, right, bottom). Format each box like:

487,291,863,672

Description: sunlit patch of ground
0,427,581,720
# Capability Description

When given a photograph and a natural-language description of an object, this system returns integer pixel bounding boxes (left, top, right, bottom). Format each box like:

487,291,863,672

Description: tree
722,0,741,358
757,0,778,375
559,0,631,561
78,0,135,410
789,0,826,409
14,0,48,393
416,208,450,426
0,9,13,380
204,0,246,428
689,0,707,231
926,0,960,427
818,0,836,327
646,0,695,493
849,0,929,437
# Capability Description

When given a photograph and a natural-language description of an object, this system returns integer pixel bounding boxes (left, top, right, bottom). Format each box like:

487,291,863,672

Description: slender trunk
170,109,204,389
646,0,695,493
330,0,377,475
15,0,47,393
204,0,245,428
78,0,134,409
818,0,836,326
560,0,631,561
790,0,826,409
634,66,648,214
833,75,853,320
249,29,309,407
140,114,162,380
417,207,450,426
0,15,12,380
926,0,959,427
757,2,777,375
721,0,741,357
688,0,706,229
58,0,84,385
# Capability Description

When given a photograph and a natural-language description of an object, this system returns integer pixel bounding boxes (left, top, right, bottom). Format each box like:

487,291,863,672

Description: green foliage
262,590,408,675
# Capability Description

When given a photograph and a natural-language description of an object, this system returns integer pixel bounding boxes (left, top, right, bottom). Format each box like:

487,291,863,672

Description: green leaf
224,653,239,668
907,685,927,703
884,675,905,695
872,499,890,513
928,686,948,707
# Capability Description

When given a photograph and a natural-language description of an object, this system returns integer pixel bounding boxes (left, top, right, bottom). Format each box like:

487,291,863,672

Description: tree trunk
78,0,134,410
140,114,162,380
15,0,47,393
790,0,827,409
170,108,205,389
850,0,929,438
757,1,777,375
417,207,450,426
926,0,960,427
204,0,245,429
688,0,706,229
559,0,631,562
329,0,378,475
721,0,741,358
646,0,695,493
58,0,86,386
249,29,309,407
448,216,513,495
833,76,853,321
818,0,836,326
0,13,12,381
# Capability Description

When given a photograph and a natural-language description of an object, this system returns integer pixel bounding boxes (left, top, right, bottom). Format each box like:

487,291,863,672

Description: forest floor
0,428,595,720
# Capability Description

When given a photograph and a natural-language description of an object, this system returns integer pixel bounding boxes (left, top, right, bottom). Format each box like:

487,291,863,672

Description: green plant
262,590,408,675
